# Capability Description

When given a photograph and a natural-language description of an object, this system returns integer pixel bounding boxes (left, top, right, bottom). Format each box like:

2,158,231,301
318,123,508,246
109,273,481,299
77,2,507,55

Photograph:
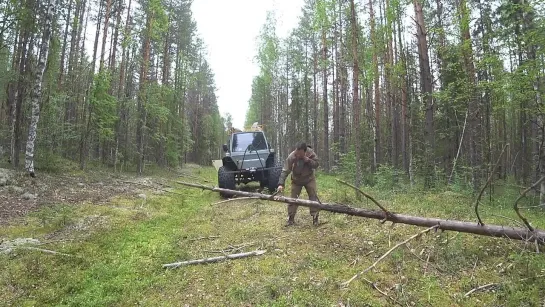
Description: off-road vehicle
214,123,282,198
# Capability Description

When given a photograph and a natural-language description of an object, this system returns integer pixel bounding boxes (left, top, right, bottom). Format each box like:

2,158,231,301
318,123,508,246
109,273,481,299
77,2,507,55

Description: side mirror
222,144,229,152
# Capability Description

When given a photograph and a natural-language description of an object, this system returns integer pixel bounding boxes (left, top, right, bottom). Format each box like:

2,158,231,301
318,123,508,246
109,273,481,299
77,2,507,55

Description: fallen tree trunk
163,250,267,269
177,181,545,245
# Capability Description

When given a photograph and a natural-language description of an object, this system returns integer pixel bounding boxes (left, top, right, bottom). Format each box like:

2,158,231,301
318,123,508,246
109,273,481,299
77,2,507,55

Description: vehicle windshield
231,132,267,152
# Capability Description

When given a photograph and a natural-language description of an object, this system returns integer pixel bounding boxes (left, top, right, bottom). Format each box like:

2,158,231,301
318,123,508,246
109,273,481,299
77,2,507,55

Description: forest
1,0,545,305
2,0,545,193
245,0,545,196
0,0,225,175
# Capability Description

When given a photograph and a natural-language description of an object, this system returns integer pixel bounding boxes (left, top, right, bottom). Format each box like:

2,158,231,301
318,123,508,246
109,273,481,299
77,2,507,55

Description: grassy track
1,167,544,306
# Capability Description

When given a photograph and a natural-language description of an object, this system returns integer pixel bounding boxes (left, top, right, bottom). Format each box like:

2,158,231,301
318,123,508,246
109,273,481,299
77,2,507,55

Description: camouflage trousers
289,178,319,217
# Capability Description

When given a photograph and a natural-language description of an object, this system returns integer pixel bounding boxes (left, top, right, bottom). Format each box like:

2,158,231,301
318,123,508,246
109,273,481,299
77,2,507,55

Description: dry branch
163,250,266,269
176,181,545,245
188,236,220,242
465,274,545,297
120,180,184,196
19,246,73,257
448,109,469,184
178,173,211,183
361,277,402,306
518,204,545,209
336,179,391,219
205,242,256,254
341,226,438,288
474,144,508,226
514,176,545,231
464,283,499,297
212,197,260,205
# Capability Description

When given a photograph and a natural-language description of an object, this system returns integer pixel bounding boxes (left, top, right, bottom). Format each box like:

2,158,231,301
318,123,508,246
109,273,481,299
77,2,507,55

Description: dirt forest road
0,168,165,225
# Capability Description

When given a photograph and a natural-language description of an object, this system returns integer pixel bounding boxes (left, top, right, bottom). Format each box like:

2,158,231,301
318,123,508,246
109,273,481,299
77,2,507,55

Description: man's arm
278,156,292,186
305,149,319,169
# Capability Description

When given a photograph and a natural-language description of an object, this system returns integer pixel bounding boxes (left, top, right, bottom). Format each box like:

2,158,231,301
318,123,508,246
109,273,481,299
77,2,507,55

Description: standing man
277,142,320,226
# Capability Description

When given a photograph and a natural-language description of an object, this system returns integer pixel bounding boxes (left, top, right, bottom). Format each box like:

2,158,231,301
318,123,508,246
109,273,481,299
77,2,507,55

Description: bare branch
336,179,391,219
514,176,545,231
464,283,498,297
361,277,403,306
163,250,267,269
212,197,261,206
188,236,220,242
449,110,469,185
341,225,438,288
18,246,73,257
475,144,509,226
119,180,185,196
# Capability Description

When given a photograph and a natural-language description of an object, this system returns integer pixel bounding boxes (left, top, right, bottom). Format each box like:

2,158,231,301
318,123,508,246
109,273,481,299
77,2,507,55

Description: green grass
1,167,545,306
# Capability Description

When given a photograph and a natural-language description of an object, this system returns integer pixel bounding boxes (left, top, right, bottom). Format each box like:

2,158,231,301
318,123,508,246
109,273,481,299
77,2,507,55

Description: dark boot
286,214,295,226
312,214,319,226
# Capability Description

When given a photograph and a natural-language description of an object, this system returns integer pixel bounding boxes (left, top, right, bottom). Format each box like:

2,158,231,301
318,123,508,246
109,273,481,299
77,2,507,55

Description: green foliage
90,72,118,142
374,164,402,191
144,0,169,40
34,151,79,173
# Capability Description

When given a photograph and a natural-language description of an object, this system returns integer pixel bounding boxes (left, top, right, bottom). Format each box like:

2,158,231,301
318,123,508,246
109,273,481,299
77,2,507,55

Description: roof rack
245,122,263,132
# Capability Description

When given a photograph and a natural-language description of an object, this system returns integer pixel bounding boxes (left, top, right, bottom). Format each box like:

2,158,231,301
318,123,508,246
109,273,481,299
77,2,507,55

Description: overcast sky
192,0,305,129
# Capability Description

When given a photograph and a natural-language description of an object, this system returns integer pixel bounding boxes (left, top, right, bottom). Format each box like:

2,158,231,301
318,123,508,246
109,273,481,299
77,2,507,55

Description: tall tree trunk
304,43,310,142
137,8,153,175
109,0,123,71
457,0,480,192
386,0,397,169
112,0,126,171
13,31,35,168
414,0,435,186
58,0,74,87
117,0,131,100
100,0,113,71
322,28,329,172
80,0,102,169
350,0,362,187
9,28,26,168
162,4,172,85
333,4,340,165
338,0,347,154
397,4,409,174
313,41,318,149
370,0,381,168
25,0,55,176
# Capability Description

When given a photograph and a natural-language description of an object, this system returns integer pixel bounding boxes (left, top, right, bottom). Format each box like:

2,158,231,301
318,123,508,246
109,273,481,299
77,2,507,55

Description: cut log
163,250,267,269
176,181,545,245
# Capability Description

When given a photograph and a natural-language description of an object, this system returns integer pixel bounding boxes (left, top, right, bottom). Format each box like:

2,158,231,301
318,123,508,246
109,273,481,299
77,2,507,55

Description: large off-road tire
267,159,283,193
218,166,236,198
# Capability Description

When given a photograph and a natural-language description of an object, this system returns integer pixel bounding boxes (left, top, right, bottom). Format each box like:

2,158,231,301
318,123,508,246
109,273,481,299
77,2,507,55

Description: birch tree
24,0,55,176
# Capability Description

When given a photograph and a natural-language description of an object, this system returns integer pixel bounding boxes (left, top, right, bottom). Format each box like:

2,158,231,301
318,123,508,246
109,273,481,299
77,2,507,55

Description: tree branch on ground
176,181,545,245
163,250,267,269
464,283,499,297
188,236,220,242
361,277,403,306
119,181,185,196
18,246,73,257
341,226,438,288
212,197,261,206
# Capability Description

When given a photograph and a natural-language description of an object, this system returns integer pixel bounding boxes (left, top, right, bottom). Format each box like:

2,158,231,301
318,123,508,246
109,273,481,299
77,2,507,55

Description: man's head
294,142,307,158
